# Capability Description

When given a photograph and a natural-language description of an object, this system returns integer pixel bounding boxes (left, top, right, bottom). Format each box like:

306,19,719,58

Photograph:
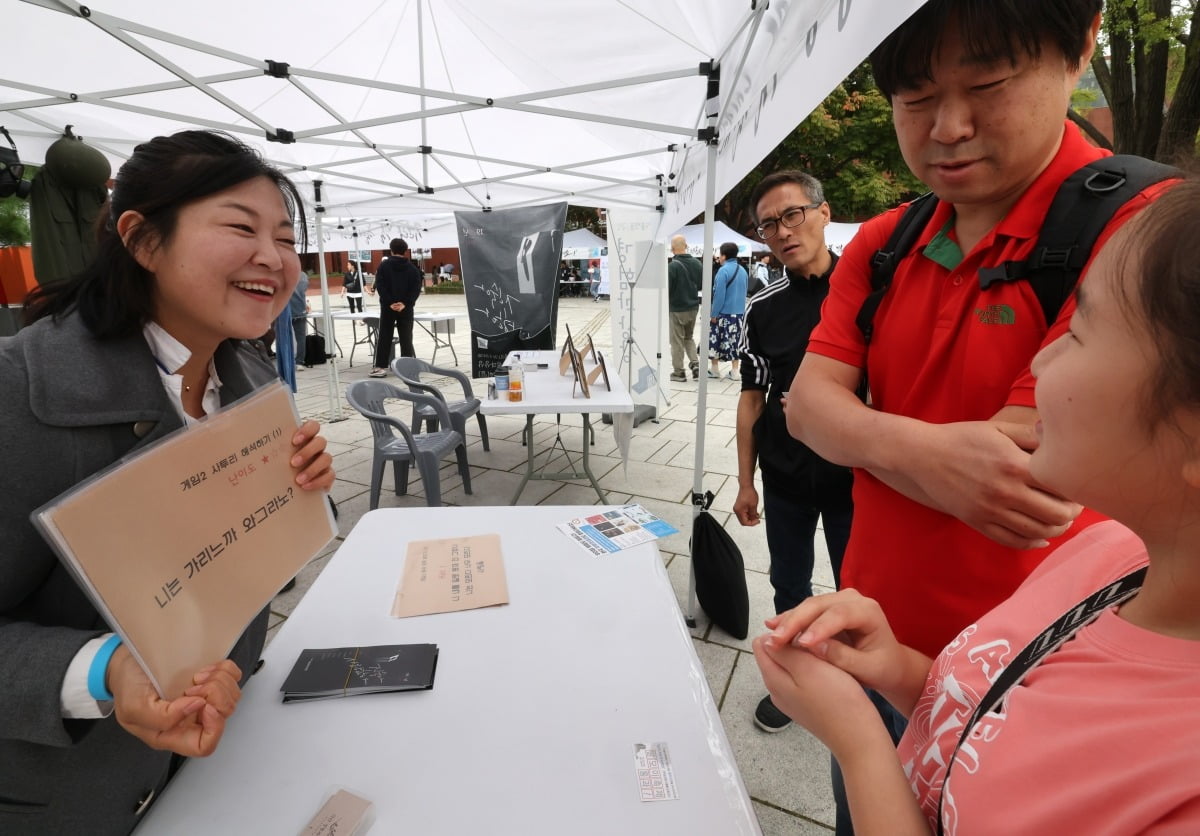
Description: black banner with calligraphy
456,202,566,378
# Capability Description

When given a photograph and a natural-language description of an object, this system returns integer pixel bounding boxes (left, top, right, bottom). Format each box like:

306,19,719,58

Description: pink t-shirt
897,521,1200,835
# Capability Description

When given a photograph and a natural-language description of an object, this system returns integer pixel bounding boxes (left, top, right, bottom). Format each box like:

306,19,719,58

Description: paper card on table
556,504,678,555
301,788,375,836
634,742,679,802
391,534,510,617
33,383,337,699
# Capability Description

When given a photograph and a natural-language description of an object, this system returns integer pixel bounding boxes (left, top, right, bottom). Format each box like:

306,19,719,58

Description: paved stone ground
274,290,838,833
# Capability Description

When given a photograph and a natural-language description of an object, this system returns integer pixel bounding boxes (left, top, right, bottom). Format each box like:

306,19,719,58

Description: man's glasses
755,203,822,240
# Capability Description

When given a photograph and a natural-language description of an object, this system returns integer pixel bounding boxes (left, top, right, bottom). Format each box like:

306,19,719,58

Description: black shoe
754,695,792,733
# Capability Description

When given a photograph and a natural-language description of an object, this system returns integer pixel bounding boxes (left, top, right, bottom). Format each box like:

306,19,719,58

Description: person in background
588,261,602,301
783,2,1172,832
557,259,572,297
341,263,363,312
762,252,783,282
369,237,422,377
750,253,772,296
757,179,1200,836
0,129,335,835
667,234,702,382
708,241,746,380
735,171,852,733
288,272,310,368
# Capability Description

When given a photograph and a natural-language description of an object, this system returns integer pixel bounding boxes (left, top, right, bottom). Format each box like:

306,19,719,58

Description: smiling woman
1,130,336,835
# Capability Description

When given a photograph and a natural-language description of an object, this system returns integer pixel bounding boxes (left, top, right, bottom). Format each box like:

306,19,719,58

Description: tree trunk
1159,7,1200,163
1105,3,1138,154
1131,0,1172,158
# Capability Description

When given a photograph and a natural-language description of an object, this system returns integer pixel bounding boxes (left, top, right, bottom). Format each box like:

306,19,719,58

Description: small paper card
634,742,679,802
391,534,510,617
281,644,439,703
557,504,678,555
301,789,374,836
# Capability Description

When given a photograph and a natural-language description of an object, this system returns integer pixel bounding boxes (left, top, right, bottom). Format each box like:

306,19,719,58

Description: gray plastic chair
390,357,490,452
345,380,472,508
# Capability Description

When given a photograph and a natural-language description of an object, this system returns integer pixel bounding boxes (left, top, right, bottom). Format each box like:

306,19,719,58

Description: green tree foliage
565,205,605,233
718,63,924,233
0,196,31,247
1089,0,1200,163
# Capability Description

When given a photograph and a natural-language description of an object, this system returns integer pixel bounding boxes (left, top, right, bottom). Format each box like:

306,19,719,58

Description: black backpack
855,155,1177,345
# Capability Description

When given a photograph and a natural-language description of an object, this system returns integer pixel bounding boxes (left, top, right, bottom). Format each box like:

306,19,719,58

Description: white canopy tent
561,228,608,261
4,0,928,617
826,221,863,254
673,220,764,258
313,215,455,255
5,0,924,231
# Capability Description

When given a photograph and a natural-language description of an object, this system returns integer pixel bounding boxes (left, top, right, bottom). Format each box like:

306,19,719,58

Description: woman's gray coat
0,312,273,835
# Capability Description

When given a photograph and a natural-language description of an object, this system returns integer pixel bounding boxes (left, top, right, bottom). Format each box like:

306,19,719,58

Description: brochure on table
392,534,510,618
557,504,678,555
34,383,337,699
281,643,439,702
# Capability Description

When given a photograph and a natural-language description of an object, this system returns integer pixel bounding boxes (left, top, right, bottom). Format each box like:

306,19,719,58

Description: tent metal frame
6,0,924,633
10,0,733,216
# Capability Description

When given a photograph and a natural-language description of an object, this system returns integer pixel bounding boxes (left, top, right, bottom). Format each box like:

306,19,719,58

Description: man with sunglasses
736,171,853,733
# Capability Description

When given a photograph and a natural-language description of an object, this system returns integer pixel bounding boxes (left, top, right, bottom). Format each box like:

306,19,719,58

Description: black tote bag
690,510,750,639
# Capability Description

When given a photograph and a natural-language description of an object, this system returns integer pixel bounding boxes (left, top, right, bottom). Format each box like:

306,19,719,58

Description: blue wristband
87,634,123,702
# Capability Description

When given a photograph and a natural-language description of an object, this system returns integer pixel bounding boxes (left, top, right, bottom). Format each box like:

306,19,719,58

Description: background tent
826,222,862,254
561,228,607,260
673,221,763,259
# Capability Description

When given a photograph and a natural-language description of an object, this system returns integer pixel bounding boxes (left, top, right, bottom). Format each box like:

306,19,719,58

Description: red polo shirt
807,123,1164,658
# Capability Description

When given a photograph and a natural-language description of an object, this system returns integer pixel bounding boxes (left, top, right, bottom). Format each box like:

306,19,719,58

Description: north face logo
975,304,1016,325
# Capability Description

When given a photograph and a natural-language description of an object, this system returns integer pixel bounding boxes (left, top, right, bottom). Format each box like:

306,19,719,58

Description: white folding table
413,311,463,366
480,350,634,504
320,311,464,368
135,507,761,836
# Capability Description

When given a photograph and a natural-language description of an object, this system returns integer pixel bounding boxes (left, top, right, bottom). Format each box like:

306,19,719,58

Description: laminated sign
35,383,337,698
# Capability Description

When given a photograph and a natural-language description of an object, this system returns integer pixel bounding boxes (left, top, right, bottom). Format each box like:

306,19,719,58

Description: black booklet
280,644,439,703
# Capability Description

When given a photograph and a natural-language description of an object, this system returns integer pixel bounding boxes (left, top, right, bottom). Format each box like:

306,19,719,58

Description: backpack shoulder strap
855,192,939,345
935,564,1146,835
977,155,1178,327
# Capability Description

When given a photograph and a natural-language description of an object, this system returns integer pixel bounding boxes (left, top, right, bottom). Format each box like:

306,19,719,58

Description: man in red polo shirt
784,1,1167,833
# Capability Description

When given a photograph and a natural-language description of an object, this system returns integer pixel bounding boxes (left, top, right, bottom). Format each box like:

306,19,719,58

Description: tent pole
687,64,720,627
312,181,343,421
418,0,429,189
